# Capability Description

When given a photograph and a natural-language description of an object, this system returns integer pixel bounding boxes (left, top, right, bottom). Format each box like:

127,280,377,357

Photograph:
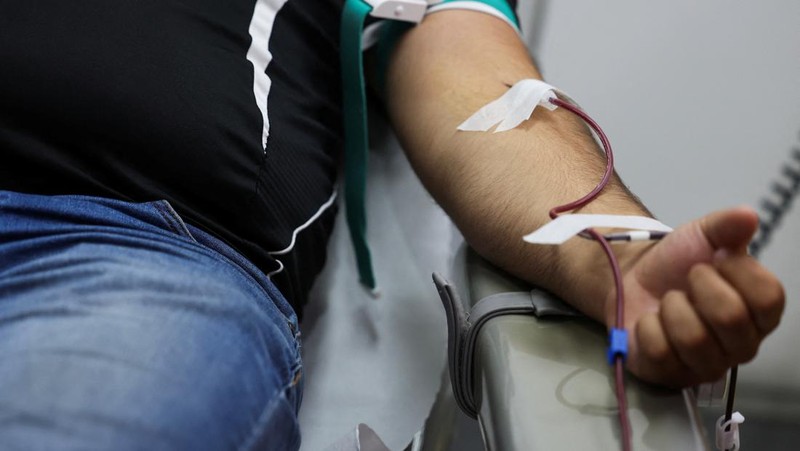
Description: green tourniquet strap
340,0,517,291
341,0,376,290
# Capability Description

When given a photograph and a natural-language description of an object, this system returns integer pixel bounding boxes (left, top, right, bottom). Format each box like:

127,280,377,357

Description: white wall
521,0,800,414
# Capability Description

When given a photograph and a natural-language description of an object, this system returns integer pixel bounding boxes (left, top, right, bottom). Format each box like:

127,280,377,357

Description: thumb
699,206,759,254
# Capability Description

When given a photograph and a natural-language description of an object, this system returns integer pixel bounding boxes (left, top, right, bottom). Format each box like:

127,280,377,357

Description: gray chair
417,246,714,450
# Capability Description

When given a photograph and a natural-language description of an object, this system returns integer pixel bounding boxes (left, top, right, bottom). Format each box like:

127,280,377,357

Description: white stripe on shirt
246,0,289,151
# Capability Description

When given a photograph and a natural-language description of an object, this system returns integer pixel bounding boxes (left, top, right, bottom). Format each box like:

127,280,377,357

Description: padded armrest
434,248,710,450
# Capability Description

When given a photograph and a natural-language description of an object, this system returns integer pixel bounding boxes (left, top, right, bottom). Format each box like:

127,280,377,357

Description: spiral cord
748,130,800,259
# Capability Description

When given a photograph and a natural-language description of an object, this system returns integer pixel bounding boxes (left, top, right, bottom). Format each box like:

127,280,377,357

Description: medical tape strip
524,214,674,245
457,79,573,132
340,0,518,292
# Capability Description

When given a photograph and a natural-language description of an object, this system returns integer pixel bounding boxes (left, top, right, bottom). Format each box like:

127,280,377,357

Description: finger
714,254,786,336
660,290,729,381
688,263,760,363
631,311,696,387
699,207,759,254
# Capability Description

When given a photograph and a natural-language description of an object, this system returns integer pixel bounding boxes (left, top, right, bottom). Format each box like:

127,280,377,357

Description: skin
383,10,785,388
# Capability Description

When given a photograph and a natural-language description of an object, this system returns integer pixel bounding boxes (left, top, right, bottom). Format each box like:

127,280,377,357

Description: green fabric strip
340,0,517,291
340,0,376,290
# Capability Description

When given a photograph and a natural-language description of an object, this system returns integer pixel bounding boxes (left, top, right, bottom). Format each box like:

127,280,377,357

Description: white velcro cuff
426,2,520,34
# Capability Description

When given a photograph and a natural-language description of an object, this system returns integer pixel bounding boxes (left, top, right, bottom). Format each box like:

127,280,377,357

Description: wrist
550,229,655,327
601,239,656,329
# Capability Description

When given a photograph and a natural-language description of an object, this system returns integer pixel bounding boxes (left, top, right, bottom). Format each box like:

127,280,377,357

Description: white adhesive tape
523,214,673,245
457,79,565,133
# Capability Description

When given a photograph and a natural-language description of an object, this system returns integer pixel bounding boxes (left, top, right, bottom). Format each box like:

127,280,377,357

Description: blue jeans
0,191,303,450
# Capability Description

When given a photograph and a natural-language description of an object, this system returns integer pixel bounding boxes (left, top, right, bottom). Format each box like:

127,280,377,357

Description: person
0,2,784,450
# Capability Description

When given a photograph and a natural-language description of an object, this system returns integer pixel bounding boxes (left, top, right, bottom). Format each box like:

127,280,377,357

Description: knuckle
635,318,671,362
713,304,750,330
740,343,759,363
688,263,711,284
664,289,684,300
642,336,671,362
757,280,786,313
675,327,709,350
727,339,758,363
662,290,686,314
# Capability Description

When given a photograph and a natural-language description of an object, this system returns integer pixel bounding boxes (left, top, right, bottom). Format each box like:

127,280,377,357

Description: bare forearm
383,9,786,389
385,10,650,322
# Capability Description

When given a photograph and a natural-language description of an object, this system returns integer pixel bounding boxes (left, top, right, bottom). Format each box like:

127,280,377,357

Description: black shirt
0,0,343,310
0,0,519,311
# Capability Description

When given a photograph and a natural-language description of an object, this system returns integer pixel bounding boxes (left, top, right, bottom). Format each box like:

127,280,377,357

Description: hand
611,207,785,387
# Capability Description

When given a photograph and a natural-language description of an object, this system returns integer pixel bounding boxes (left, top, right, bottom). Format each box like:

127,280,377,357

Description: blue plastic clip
607,328,629,365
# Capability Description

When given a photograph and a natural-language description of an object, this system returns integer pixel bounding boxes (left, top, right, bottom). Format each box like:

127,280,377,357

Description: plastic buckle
715,412,744,451
365,0,428,22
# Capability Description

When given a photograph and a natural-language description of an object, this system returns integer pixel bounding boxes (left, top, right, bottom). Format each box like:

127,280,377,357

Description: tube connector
716,412,744,451
607,328,628,365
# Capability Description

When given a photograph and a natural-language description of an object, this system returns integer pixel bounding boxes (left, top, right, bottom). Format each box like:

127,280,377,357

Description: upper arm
383,9,541,165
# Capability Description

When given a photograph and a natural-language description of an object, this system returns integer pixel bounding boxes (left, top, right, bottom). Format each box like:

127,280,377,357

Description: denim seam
153,203,184,235
184,226,298,331
237,366,303,451
207,247,295,330
151,201,198,243
107,209,299,338
146,202,295,332
191,239,299,338
203,247,297,337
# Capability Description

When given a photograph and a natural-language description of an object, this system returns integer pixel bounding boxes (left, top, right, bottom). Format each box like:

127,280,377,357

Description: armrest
435,247,711,450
